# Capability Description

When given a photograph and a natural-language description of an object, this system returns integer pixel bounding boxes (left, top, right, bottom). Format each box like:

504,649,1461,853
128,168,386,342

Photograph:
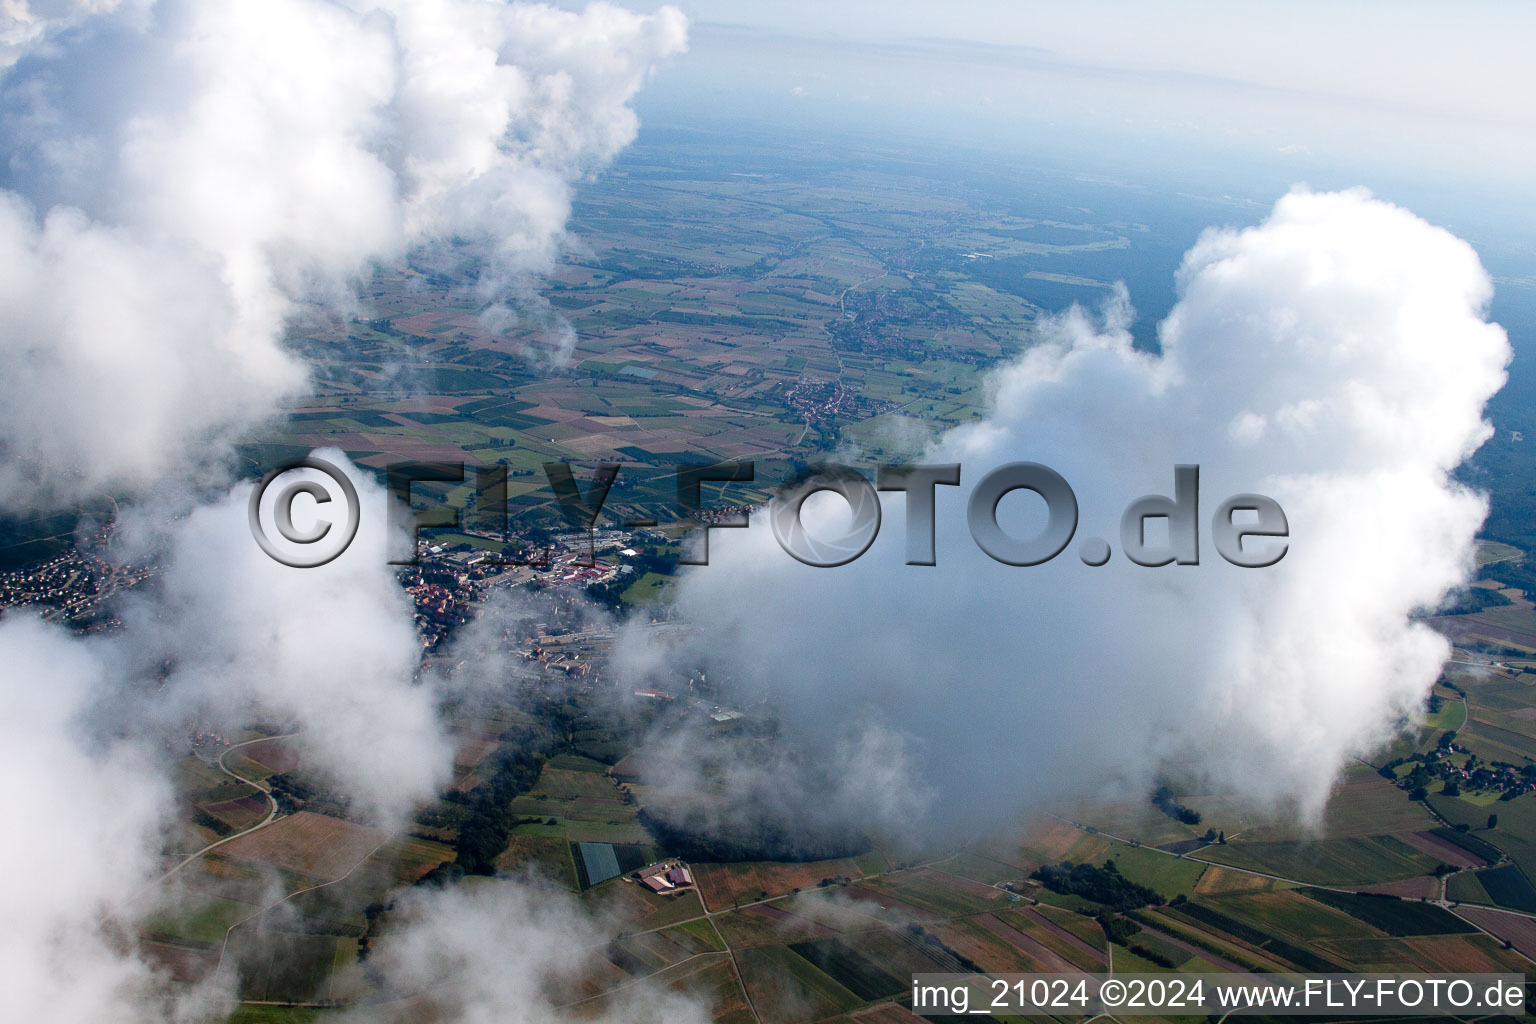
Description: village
1383,735,1536,803
396,527,644,647
0,520,157,632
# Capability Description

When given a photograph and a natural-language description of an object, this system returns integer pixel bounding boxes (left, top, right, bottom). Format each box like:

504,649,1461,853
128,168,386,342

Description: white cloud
0,615,229,1023
0,3,694,1019
0,0,686,510
122,452,451,824
621,188,1510,832
342,881,714,1024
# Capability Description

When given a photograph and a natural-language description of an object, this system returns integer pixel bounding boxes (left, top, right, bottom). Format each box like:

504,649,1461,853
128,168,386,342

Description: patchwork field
1454,905,1536,959
247,126,1217,547
1195,833,1440,885
504,754,658,857
189,126,1536,1021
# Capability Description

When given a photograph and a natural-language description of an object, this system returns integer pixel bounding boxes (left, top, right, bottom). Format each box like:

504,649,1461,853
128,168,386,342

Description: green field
1203,891,1380,943
1168,900,1350,972
1094,845,1207,899
787,938,906,1001
146,895,261,946
620,571,673,605
226,929,352,1003
227,1009,325,1024
855,871,1003,918
737,944,862,1022
1472,864,1536,912
932,850,1020,886
1447,870,1493,904
1110,942,1174,973
1477,540,1524,566
1429,792,1536,884
1195,834,1438,885
1421,697,1469,732
1298,888,1475,935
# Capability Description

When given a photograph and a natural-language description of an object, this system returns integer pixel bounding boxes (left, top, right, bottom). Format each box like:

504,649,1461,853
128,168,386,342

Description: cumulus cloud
0,615,230,1023
342,881,713,1024
0,1,128,67
0,0,686,509
116,451,450,824
0,4,1506,1017
631,716,935,861
0,452,489,1019
0,454,711,1022
0,3,692,1020
620,188,1511,832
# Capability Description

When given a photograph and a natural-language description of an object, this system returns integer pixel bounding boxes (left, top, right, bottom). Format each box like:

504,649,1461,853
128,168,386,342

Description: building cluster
0,526,155,631
634,860,695,894
530,632,607,681
398,535,630,648
1385,742,1536,801
189,730,231,750
784,379,870,421
694,504,753,526
547,551,624,586
398,556,479,647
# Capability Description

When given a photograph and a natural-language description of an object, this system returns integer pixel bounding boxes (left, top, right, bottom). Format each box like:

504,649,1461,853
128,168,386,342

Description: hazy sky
598,1,1536,196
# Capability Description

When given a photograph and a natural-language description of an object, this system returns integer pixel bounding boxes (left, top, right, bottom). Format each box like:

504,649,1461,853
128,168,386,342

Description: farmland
240,124,1218,549
140,121,1536,1022
1196,834,1440,886
694,858,869,910
1300,888,1475,935
217,812,387,880
1091,845,1206,899
163,695,1536,1023
497,753,661,883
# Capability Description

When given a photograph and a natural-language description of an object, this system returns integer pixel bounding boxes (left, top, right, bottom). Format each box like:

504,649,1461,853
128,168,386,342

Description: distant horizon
599,2,1536,202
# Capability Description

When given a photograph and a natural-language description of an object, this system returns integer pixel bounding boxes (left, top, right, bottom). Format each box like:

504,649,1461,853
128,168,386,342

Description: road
214,827,394,975
218,713,1532,1017
151,733,294,887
